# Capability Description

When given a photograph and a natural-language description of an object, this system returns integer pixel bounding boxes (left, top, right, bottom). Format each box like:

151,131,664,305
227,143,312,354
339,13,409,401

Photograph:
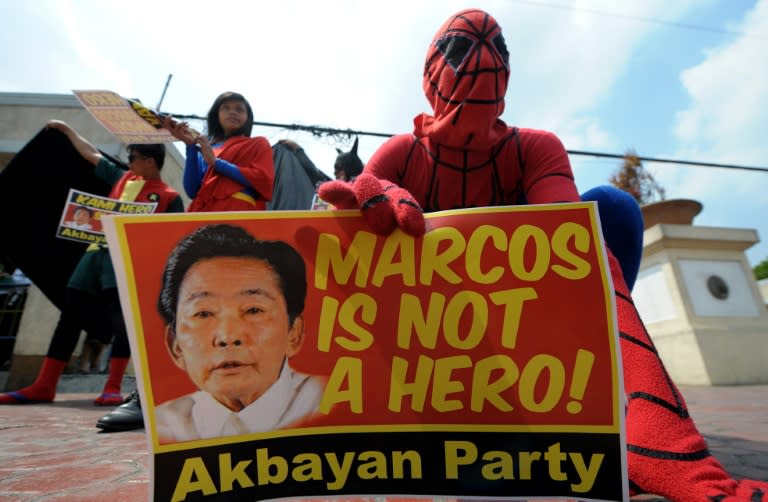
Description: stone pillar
632,223,768,385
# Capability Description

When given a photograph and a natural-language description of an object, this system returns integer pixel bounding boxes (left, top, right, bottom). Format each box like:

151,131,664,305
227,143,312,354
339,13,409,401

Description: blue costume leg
580,185,644,291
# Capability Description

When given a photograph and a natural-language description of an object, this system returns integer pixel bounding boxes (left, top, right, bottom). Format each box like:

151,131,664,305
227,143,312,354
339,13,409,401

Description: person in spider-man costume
319,8,767,502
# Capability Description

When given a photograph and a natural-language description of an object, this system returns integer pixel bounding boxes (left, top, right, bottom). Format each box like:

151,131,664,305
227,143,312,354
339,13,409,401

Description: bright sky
2,0,767,266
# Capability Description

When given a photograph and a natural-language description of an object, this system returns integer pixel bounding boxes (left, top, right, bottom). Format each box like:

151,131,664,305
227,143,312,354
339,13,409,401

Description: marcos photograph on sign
102,204,627,502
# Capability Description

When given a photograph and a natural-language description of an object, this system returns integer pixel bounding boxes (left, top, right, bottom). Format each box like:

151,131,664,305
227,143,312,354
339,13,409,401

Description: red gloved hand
316,179,358,210
318,173,426,236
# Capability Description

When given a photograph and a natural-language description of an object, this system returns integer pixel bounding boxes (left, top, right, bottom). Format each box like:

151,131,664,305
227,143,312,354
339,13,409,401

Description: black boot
96,390,144,432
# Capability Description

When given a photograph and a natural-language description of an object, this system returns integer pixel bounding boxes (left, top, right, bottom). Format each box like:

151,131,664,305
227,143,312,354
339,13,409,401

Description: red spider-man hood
414,8,511,151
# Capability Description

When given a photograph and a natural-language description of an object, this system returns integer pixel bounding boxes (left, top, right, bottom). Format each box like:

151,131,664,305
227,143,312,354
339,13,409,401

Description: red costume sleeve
188,136,274,212
517,128,580,204
365,134,412,183
214,136,274,200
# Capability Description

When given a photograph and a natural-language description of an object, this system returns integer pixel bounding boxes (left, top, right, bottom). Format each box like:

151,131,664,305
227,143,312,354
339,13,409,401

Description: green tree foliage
754,257,768,280
609,149,666,205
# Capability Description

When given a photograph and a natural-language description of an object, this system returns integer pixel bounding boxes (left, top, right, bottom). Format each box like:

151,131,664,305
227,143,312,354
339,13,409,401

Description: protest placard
102,204,627,502
57,188,157,245
73,90,175,144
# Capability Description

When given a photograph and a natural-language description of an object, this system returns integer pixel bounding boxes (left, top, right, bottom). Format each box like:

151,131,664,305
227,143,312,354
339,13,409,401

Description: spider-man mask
414,8,511,151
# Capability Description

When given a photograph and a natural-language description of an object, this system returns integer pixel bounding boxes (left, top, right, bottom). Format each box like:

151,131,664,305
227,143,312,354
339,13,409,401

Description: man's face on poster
73,207,91,225
166,256,304,411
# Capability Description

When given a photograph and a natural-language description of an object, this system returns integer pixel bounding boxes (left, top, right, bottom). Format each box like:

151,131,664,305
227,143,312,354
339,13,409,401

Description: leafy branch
609,149,666,205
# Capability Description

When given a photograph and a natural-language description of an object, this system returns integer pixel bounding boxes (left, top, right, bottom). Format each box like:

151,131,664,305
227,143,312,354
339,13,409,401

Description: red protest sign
104,204,626,502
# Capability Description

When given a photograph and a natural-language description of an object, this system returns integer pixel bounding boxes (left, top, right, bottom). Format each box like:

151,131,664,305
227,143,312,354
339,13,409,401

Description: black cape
0,128,116,309
268,144,330,210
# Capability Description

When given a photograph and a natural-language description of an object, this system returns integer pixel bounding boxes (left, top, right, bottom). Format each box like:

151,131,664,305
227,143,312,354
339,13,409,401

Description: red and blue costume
184,135,273,212
320,8,767,501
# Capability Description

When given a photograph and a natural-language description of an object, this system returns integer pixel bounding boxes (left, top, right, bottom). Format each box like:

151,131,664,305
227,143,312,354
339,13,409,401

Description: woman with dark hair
98,94,276,432
162,92,274,212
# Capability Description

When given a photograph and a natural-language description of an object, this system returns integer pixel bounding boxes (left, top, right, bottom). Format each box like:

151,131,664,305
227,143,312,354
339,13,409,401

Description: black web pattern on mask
425,10,510,112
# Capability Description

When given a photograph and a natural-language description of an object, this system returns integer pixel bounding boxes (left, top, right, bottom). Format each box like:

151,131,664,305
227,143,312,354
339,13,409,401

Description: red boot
0,357,67,404
94,356,130,406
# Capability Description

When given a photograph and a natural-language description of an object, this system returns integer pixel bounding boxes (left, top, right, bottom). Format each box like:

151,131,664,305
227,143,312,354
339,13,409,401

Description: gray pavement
0,383,765,501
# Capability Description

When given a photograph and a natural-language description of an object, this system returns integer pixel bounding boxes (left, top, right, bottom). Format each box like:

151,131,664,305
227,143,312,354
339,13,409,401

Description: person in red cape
0,120,184,408
163,91,274,212
319,8,767,502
